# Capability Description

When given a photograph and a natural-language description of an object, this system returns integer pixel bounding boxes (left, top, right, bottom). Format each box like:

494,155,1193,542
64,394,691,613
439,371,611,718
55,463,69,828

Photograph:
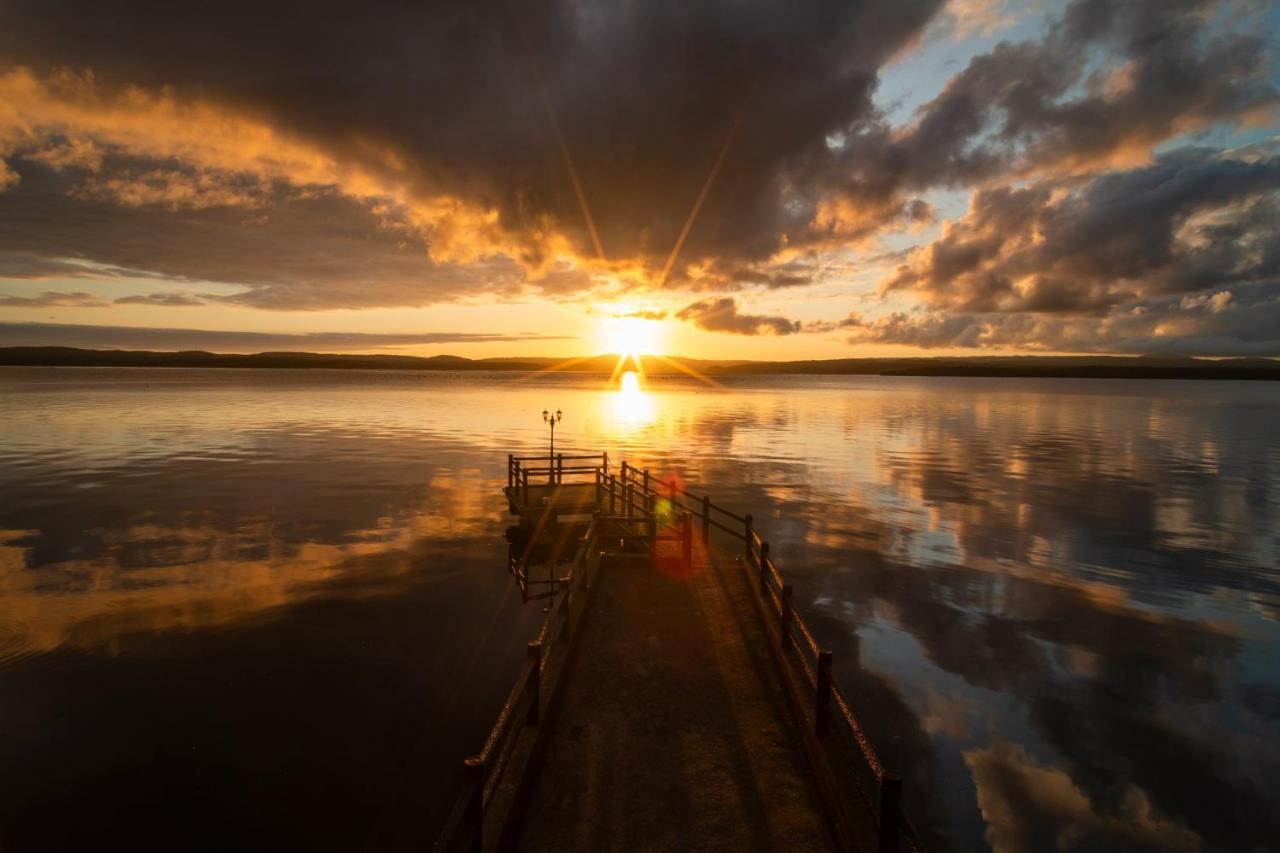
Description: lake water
1,367,1277,852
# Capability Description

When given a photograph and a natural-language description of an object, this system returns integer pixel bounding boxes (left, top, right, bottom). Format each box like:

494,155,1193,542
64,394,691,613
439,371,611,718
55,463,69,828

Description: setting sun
597,315,665,356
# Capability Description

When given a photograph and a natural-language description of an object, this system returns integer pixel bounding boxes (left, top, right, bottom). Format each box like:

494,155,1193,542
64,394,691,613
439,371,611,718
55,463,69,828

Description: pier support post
815,650,833,737
508,454,514,490
744,514,754,563
701,496,710,543
527,641,542,725
682,512,692,569
463,755,484,853
610,474,617,516
878,774,903,853
759,541,770,595
781,585,794,649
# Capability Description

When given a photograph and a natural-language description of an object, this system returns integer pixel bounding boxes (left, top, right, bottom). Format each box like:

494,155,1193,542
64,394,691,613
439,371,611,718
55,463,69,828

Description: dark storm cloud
0,0,947,288
0,321,568,351
675,297,801,336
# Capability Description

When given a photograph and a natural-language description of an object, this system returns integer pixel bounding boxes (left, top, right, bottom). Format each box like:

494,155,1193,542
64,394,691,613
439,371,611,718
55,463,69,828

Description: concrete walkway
513,545,837,852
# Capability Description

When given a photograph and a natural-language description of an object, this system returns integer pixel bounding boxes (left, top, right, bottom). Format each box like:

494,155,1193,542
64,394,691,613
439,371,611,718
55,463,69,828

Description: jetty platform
435,454,922,852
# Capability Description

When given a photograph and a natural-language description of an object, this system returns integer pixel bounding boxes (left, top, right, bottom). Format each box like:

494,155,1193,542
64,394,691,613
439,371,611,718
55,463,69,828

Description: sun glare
608,369,656,428
598,315,665,356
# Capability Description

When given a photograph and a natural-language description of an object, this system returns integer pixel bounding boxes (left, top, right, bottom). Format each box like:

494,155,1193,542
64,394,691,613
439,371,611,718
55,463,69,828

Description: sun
597,315,666,356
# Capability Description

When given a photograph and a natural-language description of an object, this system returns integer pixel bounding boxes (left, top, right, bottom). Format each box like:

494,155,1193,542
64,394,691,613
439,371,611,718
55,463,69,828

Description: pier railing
436,511,605,853
606,460,924,853
442,453,922,852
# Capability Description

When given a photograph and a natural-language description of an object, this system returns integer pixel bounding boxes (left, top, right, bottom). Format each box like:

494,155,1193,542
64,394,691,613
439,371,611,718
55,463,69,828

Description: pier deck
517,546,834,852
436,454,922,853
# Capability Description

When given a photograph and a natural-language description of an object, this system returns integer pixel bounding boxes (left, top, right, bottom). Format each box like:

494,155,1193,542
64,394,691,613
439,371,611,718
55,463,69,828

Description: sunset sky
1,0,1278,359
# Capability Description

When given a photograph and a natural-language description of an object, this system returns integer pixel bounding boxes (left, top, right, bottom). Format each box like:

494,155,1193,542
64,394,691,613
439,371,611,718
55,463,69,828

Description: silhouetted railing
439,454,922,852
435,515,603,853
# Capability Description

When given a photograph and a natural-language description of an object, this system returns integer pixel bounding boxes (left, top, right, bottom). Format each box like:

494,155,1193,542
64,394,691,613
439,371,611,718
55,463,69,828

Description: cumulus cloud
966,741,1200,853
675,297,801,336
857,148,1280,354
0,321,570,352
832,0,1278,213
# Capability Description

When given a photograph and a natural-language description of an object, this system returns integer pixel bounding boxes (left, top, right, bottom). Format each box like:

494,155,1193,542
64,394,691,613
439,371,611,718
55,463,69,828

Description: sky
0,0,1278,359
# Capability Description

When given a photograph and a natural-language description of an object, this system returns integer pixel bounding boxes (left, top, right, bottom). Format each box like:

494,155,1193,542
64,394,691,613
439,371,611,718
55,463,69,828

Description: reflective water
1,367,1277,852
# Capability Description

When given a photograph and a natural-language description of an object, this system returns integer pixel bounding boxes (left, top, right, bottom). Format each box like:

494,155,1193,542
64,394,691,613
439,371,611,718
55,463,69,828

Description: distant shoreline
2,347,1278,380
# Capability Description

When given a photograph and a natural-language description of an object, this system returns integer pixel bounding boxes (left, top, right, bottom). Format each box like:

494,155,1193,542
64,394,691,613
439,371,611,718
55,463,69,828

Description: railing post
702,495,711,543
647,494,656,560
463,755,484,853
759,541,770,595
744,514,754,563
610,474,617,516
559,578,573,641
557,452,563,484
595,468,602,509
815,650,832,737
643,468,650,496
781,584,794,650
878,774,903,853
522,468,529,506
508,453,514,490
625,481,633,518
527,641,542,725
682,512,692,569
602,451,609,473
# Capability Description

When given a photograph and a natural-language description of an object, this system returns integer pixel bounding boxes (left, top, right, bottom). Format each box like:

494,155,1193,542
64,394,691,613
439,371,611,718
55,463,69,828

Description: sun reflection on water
607,370,656,429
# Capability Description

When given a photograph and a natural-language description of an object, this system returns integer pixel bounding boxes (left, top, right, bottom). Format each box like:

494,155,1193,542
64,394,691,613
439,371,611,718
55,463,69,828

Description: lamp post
542,408,562,483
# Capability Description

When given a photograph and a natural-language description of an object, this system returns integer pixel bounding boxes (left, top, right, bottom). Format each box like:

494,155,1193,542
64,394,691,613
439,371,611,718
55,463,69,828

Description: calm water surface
1,367,1277,851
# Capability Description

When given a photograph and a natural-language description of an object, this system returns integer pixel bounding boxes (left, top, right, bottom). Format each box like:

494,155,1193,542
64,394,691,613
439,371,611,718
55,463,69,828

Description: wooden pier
436,454,922,852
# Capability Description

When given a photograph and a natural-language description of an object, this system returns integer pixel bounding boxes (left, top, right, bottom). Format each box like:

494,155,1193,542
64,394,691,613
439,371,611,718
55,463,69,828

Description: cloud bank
0,0,1275,353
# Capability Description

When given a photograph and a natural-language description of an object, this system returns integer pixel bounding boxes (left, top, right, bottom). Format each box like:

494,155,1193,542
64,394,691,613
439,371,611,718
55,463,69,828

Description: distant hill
1,347,1277,380
710,355,1280,380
